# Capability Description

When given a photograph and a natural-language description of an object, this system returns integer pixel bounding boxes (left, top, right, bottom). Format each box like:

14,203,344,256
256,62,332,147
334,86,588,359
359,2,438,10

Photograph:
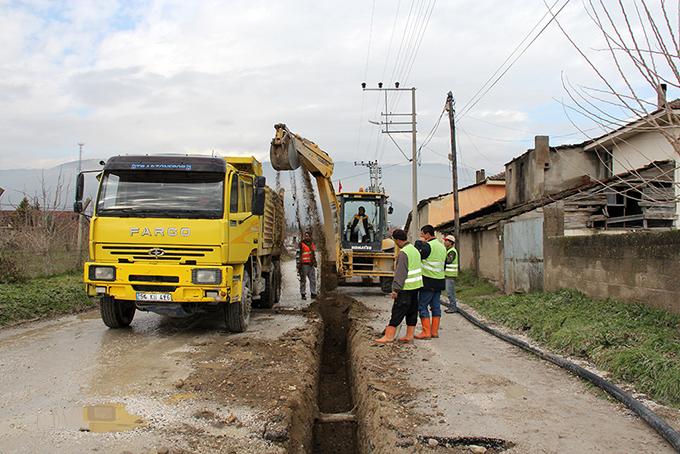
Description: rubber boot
398,325,416,343
431,316,441,338
375,326,397,344
414,318,431,340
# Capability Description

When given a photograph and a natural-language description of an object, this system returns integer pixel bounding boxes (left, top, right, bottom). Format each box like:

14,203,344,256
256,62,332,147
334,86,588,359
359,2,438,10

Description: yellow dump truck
74,155,283,332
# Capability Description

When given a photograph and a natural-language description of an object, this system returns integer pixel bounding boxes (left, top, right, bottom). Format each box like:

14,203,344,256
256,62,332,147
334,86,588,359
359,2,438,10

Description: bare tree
548,0,680,205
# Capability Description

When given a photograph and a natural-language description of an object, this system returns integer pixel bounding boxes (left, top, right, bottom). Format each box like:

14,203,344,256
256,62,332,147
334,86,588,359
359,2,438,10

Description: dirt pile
176,314,322,453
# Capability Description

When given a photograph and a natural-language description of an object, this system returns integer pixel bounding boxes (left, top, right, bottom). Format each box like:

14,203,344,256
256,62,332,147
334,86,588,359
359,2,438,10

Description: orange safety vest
300,242,315,264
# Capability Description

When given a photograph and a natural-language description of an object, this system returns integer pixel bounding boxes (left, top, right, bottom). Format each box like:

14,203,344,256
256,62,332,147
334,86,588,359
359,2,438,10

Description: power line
357,0,377,161
456,0,570,122
417,105,446,162
397,0,437,86
389,0,437,113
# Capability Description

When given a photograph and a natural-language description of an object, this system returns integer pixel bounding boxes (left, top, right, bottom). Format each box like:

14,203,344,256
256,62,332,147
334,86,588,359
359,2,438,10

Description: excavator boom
270,124,339,282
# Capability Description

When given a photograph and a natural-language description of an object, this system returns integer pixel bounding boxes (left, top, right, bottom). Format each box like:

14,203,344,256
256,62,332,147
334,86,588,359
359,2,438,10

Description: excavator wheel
380,277,393,294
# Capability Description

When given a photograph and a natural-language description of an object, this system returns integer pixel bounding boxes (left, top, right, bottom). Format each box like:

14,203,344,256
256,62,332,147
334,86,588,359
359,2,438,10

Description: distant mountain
0,158,471,227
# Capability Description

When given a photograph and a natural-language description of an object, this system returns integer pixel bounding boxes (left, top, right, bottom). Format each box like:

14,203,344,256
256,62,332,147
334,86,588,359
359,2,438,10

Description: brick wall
544,230,680,314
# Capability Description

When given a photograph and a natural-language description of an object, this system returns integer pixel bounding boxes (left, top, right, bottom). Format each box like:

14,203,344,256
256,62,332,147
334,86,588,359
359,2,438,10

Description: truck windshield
96,170,225,219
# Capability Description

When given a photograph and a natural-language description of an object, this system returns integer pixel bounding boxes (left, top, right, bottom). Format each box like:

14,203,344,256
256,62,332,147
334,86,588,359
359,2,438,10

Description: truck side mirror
74,173,84,213
388,206,394,215
252,187,266,216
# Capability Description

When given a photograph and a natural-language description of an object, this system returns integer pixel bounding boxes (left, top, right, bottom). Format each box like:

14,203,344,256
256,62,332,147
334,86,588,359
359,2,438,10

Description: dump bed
260,187,284,257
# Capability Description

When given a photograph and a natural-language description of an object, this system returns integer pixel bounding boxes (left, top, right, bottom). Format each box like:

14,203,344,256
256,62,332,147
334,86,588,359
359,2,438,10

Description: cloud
0,0,675,177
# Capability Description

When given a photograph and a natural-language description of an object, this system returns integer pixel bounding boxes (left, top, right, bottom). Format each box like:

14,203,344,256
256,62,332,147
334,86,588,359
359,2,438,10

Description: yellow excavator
270,124,396,292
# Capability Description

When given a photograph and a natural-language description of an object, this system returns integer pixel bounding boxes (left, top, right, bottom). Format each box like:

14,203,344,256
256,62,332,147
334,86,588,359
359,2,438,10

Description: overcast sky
0,0,676,184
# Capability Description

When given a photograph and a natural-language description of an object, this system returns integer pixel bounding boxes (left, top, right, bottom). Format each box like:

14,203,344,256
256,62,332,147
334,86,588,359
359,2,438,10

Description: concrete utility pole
76,143,85,264
446,92,461,249
362,82,418,241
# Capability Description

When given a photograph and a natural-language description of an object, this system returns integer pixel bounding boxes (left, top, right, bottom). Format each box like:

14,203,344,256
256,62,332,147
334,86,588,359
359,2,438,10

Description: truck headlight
192,269,222,285
89,265,116,281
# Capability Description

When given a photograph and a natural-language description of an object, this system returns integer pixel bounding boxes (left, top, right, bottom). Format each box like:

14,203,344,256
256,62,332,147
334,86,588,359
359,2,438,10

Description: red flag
338,180,343,192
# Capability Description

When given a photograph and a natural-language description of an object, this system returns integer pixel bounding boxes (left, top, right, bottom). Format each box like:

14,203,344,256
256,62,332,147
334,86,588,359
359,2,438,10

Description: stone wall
460,227,504,290
544,230,680,314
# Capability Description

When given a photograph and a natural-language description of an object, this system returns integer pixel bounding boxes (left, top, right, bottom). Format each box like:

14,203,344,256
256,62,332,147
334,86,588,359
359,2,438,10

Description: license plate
136,292,172,302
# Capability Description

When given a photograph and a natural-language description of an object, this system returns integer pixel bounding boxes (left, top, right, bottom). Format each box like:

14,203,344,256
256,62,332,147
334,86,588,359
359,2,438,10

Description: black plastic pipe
457,307,680,452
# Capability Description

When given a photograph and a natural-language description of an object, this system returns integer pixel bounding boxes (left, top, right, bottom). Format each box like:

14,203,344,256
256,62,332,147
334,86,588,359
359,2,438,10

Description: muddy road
0,261,321,453
2,261,679,454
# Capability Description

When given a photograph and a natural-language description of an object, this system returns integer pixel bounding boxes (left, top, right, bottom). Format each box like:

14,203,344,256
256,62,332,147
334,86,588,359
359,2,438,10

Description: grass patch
458,276,680,409
0,273,93,327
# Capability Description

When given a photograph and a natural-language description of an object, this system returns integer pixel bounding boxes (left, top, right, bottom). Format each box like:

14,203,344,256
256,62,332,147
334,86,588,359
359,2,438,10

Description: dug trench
313,296,358,453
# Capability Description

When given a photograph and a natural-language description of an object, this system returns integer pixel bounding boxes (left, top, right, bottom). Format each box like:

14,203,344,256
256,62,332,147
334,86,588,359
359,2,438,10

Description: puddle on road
33,403,144,433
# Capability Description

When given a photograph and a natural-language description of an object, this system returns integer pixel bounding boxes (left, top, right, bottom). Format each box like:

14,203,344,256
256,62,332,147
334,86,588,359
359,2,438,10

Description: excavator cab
339,192,386,251
337,190,395,292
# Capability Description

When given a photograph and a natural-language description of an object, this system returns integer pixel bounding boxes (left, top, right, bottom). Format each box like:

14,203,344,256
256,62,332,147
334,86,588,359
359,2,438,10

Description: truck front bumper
83,262,236,304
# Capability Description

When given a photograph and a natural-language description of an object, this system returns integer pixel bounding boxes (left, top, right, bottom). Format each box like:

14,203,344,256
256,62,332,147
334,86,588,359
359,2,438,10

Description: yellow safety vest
422,239,446,280
445,246,459,277
401,243,423,290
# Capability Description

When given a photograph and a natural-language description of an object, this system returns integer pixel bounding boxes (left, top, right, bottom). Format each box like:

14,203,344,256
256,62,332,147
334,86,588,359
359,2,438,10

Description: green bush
0,273,93,326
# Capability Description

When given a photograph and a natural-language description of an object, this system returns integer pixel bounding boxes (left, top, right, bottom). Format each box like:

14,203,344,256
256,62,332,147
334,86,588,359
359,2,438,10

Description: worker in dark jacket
414,224,446,339
375,229,423,343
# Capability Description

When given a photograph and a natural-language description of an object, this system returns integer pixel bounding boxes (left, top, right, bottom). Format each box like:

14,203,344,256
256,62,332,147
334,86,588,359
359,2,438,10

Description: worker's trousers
418,288,442,318
444,277,458,310
299,264,317,296
388,289,419,327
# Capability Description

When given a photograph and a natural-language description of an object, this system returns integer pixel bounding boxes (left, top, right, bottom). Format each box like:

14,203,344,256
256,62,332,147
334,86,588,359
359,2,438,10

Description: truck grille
101,245,216,262
132,285,178,292
129,275,180,283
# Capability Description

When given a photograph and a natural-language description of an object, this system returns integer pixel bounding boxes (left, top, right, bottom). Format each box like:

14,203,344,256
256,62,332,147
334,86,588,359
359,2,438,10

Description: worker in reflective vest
297,231,317,300
443,234,459,314
415,224,446,339
376,229,423,344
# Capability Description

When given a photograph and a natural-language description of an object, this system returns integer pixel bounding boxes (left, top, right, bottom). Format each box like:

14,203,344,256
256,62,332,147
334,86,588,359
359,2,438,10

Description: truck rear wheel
273,260,282,304
225,270,252,332
259,260,282,309
100,296,136,328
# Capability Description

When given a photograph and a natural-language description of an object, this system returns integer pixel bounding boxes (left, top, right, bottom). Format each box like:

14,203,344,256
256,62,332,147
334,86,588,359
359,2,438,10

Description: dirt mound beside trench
177,313,322,453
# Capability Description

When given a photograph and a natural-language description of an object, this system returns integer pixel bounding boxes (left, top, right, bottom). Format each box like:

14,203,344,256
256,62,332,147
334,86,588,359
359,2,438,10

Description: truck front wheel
225,270,252,332
100,296,136,328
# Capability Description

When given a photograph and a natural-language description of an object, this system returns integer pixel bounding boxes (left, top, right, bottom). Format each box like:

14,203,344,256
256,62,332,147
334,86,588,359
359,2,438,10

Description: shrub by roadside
0,273,93,327
458,272,680,409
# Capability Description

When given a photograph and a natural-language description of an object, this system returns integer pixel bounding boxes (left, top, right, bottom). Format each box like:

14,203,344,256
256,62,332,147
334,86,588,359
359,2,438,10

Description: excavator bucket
270,123,300,171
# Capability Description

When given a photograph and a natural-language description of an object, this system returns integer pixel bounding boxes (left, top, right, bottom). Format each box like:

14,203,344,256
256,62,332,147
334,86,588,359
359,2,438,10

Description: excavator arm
270,124,340,283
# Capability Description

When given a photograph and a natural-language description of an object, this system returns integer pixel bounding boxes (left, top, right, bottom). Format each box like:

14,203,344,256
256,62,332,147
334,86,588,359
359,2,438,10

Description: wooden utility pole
446,92,461,248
